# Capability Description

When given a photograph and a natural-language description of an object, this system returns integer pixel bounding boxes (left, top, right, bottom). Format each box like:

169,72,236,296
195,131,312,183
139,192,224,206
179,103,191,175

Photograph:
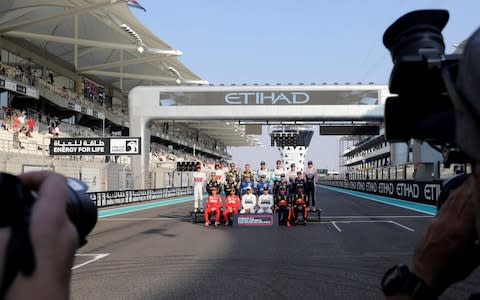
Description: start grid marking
320,214,432,232
73,253,110,270
325,220,416,232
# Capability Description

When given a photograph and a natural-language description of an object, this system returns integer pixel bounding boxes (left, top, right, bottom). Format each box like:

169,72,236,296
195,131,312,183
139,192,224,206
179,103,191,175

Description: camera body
383,10,470,167
0,172,97,246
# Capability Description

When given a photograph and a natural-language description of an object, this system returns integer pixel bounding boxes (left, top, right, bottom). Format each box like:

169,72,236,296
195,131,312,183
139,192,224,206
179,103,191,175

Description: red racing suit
223,195,240,222
204,194,222,223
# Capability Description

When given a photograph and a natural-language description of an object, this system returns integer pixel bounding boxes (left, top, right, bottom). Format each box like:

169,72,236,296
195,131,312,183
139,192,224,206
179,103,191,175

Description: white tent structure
0,0,206,92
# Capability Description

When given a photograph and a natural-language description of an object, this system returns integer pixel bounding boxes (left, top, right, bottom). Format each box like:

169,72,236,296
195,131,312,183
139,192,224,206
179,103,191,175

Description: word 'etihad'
224,92,310,105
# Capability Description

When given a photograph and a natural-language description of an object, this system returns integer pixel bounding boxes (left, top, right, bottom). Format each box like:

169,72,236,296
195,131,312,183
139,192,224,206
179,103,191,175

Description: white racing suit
256,194,274,214
240,193,257,214
193,171,206,210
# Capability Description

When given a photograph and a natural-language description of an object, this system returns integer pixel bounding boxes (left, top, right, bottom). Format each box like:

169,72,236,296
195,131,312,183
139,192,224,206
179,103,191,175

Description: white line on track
322,215,432,219
389,220,415,232
322,220,415,232
73,253,110,270
331,221,342,232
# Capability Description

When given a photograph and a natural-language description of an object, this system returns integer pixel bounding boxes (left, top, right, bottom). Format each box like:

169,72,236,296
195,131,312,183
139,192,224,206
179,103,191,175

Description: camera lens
65,178,98,246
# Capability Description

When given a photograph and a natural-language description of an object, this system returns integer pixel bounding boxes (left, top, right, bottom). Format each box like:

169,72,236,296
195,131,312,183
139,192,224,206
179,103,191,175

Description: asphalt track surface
71,186,480,300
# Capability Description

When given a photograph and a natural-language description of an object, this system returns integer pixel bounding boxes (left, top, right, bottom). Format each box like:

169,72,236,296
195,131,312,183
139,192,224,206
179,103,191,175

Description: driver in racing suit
204,186,222,227
289,183,308,225
206,172,221,195
272,160,285,196
257,186,274,214
223,187,240,226
275,186,291,226
192,164,206,212
304,160,318,211
240,186,257,213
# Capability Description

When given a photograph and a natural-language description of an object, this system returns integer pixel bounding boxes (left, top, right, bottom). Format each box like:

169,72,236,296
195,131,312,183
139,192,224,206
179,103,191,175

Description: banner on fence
319,180,441,205
87,186,193,207
49,137,141,155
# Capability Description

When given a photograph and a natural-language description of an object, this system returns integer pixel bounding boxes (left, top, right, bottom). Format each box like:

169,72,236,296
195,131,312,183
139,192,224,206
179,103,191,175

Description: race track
71,186,480,300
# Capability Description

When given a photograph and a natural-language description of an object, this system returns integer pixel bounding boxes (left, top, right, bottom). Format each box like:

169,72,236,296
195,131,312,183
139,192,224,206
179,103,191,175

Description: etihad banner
49,137,141,155
319,180,442,205
159,89,380,106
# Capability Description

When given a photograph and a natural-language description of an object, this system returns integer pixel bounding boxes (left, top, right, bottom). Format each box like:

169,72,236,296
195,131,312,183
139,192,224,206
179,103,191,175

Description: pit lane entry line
72,253,110,270
98,195,195,218
319,185,437,216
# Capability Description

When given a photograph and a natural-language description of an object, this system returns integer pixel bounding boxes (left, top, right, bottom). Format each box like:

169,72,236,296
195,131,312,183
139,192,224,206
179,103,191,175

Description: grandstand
0,0,247,191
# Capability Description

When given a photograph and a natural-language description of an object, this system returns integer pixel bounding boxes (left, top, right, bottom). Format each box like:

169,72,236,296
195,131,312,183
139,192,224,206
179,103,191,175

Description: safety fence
88,186,193,208
319,179,442,205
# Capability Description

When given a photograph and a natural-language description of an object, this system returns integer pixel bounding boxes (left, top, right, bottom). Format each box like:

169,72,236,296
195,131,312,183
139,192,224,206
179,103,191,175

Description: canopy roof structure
0,0,207,92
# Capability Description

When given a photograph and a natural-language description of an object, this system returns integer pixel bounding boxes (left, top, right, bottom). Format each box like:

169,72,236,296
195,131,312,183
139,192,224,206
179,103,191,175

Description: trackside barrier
87,187,193,208
319,180,442,206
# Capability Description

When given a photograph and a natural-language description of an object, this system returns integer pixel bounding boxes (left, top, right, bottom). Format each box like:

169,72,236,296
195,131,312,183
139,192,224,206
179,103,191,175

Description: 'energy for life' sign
49,137,141,155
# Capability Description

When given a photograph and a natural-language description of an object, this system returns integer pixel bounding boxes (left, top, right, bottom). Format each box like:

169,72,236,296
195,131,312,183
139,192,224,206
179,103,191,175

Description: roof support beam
78,55,166,72
83,70,176,82
3,31,182,55
74,15,78,71
0,0,124,34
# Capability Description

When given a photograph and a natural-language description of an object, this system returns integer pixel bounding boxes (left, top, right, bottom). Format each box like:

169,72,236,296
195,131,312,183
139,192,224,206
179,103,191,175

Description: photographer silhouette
0,171,96,299
381,10,480,300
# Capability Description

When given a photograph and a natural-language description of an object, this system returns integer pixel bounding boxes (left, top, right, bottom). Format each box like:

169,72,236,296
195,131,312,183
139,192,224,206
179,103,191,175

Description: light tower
270,126,314,172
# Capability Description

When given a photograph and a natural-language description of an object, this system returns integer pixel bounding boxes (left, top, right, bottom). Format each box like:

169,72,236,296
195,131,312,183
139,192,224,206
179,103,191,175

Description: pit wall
318,180,441,206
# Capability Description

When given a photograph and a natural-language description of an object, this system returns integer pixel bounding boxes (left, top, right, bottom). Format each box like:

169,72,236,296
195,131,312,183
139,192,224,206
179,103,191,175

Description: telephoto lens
0,172,97,247
64,177,98,246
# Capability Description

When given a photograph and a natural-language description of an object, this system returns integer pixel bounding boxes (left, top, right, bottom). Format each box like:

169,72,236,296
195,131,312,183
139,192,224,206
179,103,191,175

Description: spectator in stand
48,72,54,85
11,111,19,131
14,65,21,81
0,119,7,131
26,117,35,137
18,111,26,133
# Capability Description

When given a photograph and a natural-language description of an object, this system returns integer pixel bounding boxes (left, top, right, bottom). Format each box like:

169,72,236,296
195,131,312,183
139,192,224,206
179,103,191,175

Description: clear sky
132,1,480,171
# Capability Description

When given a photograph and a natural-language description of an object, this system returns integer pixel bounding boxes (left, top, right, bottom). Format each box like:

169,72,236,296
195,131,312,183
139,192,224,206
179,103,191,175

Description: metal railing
339,162,470,181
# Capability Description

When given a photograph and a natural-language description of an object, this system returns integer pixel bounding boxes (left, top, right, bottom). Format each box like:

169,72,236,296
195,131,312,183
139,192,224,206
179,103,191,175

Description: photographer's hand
410,171,480,293
0,172,79,300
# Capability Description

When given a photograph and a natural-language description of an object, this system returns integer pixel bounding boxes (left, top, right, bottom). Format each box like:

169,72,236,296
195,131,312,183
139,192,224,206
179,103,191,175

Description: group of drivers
193,159,319,227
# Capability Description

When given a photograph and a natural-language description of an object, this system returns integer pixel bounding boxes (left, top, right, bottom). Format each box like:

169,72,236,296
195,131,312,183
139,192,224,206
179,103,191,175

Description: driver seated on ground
257,186,274,214
275,186,292,227
240,186,257,214
223,187,240,226
290,184,308,225
204,186,222,227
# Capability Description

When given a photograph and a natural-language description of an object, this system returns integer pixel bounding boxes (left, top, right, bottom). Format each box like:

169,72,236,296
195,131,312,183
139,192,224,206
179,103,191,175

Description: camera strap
0,222,36,299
